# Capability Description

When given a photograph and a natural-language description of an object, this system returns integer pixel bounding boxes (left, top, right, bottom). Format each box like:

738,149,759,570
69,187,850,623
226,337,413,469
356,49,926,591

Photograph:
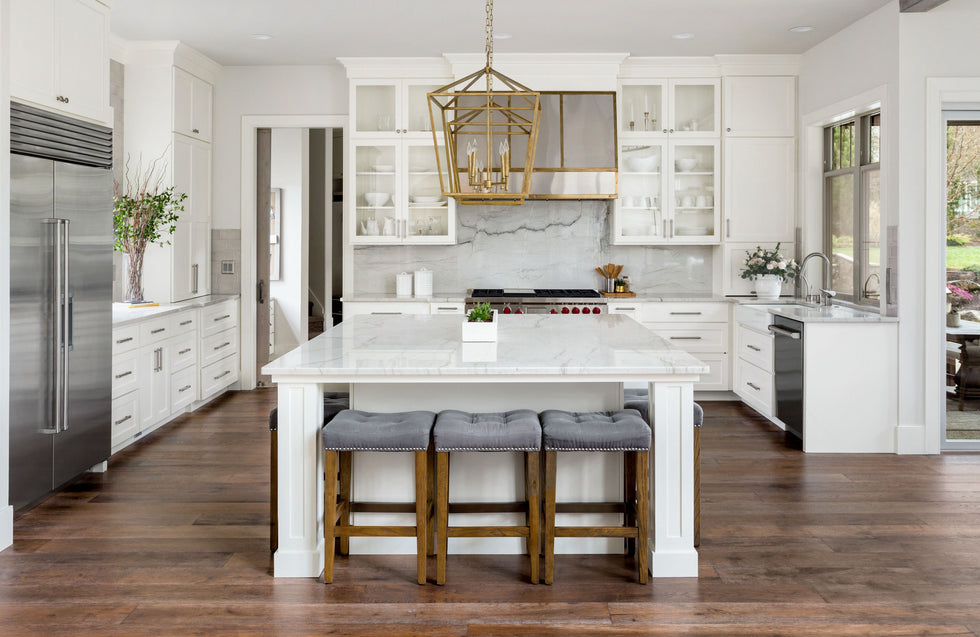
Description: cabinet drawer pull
179,385,192,393
178,348,192,355
670,336,702,340
370,312,402,315
213,342,231,351
213,314,231,322
436,307,457,311
617,307,637,311
669,311,702,316
214,370,231,380
114,371,132,379
746,382,761,391
114,414,132,425
192,128,200,134
746,344,762,352
116,337,133,344
180,320,193,326
150,328,166,334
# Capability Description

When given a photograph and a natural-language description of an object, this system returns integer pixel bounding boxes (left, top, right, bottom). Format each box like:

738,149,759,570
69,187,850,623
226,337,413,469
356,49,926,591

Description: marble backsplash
352,201,712,295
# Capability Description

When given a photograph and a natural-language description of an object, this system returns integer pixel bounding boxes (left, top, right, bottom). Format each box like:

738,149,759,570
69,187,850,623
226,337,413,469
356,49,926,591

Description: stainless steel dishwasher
769,316,804,443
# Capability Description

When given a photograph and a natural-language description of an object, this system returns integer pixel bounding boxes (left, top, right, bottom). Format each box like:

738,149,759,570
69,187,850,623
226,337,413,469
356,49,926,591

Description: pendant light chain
485,0,494,92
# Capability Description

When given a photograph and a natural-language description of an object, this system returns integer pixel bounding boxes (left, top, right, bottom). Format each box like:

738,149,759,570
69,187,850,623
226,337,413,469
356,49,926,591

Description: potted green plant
113,156,187,303
462,302,498,342
739,243,798,300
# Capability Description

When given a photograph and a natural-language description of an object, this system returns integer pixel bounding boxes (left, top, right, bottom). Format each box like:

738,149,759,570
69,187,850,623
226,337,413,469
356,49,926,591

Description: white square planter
461,310,498,342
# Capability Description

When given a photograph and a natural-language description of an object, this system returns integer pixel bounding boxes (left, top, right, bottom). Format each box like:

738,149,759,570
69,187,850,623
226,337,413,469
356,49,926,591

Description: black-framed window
824,111,881,306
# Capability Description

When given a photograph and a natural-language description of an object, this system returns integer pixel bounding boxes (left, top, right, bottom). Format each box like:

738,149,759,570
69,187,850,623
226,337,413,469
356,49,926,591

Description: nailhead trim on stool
432,410,542,585
540,409,650,584
322,409,436,585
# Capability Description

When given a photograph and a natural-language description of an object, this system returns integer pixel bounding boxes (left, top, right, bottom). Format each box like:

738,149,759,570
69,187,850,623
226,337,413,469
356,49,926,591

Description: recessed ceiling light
250,34,273,40
493,33,512,40
789,26,814,33
672,33,694,40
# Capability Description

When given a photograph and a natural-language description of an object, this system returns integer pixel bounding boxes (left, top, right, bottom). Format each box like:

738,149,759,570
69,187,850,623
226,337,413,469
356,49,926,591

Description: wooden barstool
540,409,651,584
624,388,703,546
321,409,436,585
269,392,349,553
433,410,542,585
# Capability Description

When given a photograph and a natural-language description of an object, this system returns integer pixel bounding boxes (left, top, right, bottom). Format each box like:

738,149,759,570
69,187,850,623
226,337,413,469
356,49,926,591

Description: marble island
264,314,707,579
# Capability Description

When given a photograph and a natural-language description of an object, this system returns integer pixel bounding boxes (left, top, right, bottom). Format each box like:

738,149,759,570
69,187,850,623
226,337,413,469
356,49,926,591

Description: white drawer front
344,301,429,317
607,303,643,320
202,300,239,338
201,327,238,367
111,349,139,398
644,303,729,323
735,358,773,416
429,302,465,315
201,353,239,399
173,310,198,335
738,324,773,371
112,324,139,355
170,333,198,372
644,324,728,353
140,316,174,346
171,365,198,412
694,352,730,391
734,304,773,332
111,391,140,449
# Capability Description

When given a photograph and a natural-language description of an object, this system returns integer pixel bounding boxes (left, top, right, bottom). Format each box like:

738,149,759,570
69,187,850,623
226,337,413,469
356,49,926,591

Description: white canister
396,272,413,297
414,268,433,297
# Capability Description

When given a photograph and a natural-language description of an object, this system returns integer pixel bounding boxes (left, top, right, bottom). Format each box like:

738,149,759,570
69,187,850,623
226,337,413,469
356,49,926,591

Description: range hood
526,91,618,200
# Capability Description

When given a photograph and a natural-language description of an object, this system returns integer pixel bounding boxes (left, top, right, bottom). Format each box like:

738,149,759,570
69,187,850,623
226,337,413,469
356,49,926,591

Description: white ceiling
110,0,894,67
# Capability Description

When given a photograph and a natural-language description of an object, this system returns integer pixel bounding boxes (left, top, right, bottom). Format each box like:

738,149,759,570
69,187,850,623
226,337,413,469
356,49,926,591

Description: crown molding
444,53,629,90
338,57,452,80
714,54,801,76
109,38,221,83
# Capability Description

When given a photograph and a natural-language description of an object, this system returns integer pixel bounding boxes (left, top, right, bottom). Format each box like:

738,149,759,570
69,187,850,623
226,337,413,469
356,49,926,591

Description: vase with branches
113,154,186,303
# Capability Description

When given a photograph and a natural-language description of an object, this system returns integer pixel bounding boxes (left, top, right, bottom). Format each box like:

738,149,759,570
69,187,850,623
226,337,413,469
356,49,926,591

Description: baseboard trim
896,424,928,454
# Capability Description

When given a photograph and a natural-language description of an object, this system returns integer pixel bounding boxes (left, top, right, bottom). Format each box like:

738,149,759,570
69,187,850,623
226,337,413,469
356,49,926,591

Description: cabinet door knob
726,127,732,132
669,128,674,133
662,128,668,134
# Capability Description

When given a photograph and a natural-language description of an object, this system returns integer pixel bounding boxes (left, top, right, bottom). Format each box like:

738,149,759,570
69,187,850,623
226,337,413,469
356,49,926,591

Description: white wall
211,65,348,230
308,128,329,317
269,128,309,355
898,0,980,453
0,0,14,550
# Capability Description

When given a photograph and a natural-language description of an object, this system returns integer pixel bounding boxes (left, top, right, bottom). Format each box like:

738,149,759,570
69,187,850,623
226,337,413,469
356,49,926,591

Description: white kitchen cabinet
139,341,171,429
721,241,797,297
723,137,796,243
9,0,111,125
110,392,141,450
173,67,213,143
343,301,430,318
642,302,731,391
199,299,240,401
350,78,447,139
732,304,775,418
723,76,796,138
429,302,465,315
613,139,719,245
619,79,720,138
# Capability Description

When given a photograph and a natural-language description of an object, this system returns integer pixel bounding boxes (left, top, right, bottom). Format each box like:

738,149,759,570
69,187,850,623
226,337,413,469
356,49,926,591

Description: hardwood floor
2,390,980,635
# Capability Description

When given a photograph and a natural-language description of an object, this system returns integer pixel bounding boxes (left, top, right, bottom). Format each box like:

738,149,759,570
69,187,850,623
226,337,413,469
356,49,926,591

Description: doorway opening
943,110,980,448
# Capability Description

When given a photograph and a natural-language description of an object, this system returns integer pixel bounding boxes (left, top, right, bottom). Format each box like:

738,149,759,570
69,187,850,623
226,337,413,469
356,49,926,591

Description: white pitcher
360,218,379,235
382,217,396,236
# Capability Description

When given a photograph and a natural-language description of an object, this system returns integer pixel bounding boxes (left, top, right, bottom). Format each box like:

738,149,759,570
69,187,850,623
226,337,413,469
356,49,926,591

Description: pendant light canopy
427,0,541,205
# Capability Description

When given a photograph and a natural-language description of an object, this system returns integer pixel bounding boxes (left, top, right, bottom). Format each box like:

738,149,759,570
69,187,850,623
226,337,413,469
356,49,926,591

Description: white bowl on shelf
675,157,698,172
364,192,390,207
411,195,443,204
372,164,394,172
625,154,659,172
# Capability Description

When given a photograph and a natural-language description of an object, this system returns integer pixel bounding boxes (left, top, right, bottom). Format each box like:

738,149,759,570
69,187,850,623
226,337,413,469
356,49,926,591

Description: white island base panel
273,380,698,579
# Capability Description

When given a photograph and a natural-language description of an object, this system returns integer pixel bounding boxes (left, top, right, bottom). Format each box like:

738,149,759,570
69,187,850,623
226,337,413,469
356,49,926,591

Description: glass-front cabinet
619,79,720,137
613,138,719,245
350,75,456,245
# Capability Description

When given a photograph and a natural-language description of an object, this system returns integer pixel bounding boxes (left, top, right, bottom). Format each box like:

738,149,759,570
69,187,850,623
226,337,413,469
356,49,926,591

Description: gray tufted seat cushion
433,410,541,452
540,409,650,451
322,410,436,451
269,395,350,431
623,388,703,428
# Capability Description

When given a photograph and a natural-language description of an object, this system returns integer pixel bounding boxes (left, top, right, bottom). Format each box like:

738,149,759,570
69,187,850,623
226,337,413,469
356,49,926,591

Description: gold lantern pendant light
427,0,541,205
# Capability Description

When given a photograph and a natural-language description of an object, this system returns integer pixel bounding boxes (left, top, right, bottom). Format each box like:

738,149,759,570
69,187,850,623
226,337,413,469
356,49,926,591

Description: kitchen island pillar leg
649,380,699,577
273,382,325,577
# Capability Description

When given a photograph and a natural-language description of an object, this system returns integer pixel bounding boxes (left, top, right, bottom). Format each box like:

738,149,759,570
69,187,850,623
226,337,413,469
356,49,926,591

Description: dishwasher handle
768,324,801,340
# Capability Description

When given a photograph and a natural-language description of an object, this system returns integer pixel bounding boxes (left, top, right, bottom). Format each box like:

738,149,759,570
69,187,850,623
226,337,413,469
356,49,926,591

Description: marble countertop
112,295,239,326
262,313,709,379
740,302,898,323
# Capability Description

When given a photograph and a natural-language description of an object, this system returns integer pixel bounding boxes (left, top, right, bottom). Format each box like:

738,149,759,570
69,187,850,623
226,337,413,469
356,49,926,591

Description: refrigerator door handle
42,218,70,433
60,220,70,432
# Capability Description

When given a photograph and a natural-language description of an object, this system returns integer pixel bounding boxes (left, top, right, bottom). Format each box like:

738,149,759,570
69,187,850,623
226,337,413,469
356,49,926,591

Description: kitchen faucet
797,252,836,306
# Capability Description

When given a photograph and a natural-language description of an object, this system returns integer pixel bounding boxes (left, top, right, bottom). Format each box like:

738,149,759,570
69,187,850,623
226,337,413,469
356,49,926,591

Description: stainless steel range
465,288,607,315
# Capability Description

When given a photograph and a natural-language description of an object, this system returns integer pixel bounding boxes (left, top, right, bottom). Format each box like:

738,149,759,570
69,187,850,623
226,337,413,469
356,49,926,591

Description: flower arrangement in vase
739,243,798,300
113,154,186,303
947,284,974,327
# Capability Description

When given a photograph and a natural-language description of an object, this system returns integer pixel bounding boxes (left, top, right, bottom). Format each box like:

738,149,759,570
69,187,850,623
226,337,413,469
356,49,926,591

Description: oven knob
593,306,601,314
502,306,512,314
515,309,523,314
561,307,570,314
550,309,558,314
571,307,580,314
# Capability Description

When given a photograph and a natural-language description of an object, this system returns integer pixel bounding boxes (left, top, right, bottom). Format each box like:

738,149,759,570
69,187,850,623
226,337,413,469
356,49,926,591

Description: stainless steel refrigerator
9,102,113,510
